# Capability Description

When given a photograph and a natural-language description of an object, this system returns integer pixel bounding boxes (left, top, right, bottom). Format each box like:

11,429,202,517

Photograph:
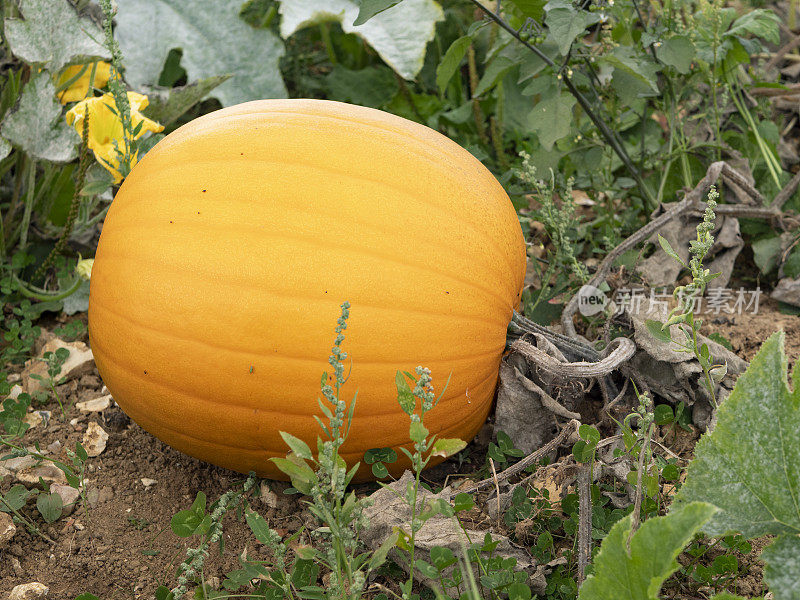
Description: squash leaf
578,502,718,600
761,534,800,600
353,0,403,25
674,332,800,600
279,0,443,79
0,72,79,163
115,0,286,107
4,0,109,72
673,332,800,539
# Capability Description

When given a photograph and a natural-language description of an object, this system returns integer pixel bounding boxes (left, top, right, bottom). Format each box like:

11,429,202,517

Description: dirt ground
0,300,798,599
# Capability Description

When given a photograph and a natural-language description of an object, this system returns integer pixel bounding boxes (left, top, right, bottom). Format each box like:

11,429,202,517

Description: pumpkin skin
88,99,526,481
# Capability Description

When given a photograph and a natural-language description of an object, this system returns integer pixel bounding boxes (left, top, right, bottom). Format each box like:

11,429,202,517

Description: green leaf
409,420,429,444
74,594,102,600
474,56,516,97
4,0,109,71
572,440,594,463
527,91,576,151
279,0,443,79
371,462,389,479
115,1,286,107
453,492,474,512
752,235,782,274
436,36,472,94
354,0,402,25
603,46,660,94
544,1,600,56
507,0,546,20
430,545,457,571
673,332,800,539
657,234,686,266
415,559,439,579
280,431,313,460
325,65,399,108
270,457,314,494
245,509,277,545
430,437,466,458
783,246,800,279
578,424,600,446
1,72,79,163
725,9,780,44
396,370,416,415
645,319,673,344
655,35,695,74
1,484,34,512
761,534,800,600
143,76,231,126
369,529,400,570
36,491,63,523
578,502,718,600
653,404,674,426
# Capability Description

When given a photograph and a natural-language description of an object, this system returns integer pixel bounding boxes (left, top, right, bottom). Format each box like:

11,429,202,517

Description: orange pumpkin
88,99,526,480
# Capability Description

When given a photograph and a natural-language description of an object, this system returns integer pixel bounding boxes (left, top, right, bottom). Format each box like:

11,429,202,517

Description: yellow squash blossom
65,92,164,183
57,62,112,104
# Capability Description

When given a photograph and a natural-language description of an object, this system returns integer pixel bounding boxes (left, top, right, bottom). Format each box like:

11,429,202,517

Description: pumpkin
88,99,526,481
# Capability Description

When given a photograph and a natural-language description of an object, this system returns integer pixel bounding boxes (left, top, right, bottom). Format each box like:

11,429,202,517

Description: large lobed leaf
674,331,800,600
4,0,109,72
1,72,79,163
115,0,286,107
578,502,718,600
673,331,800,539
279,0,443,80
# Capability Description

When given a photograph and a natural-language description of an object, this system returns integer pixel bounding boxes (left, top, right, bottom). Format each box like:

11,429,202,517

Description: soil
0,301,797,600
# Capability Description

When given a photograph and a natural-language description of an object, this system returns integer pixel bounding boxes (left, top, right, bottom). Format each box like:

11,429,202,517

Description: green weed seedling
29,346,70,418
0,438,89,536
486,430,525,472
0,391,32,440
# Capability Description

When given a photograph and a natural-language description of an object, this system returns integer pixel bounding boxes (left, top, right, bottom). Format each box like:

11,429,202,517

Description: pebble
11,556,24,577
46,440,62,455
140,478,157,489
76,395,112,413
8,582,49,600
0,512,16,546
1,455,67,487
51,483,81,516
6,383,23,399
82,421,109,457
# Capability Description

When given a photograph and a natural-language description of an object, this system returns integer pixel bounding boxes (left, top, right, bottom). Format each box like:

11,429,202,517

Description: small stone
15,461,68,487
0,512,16,547
259,481,279,509
82,421,109,457
140,478,157,489
8,583,49,600
76,395,112,413
7,373,21,383
97,486,114,504
23,410,51,430
6,384,23,399
69,418,79,426
11,556,23,577
51,484,81,516
46,440,62,455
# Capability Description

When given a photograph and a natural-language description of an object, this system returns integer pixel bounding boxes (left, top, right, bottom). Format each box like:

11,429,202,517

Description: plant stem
319,23,337,64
